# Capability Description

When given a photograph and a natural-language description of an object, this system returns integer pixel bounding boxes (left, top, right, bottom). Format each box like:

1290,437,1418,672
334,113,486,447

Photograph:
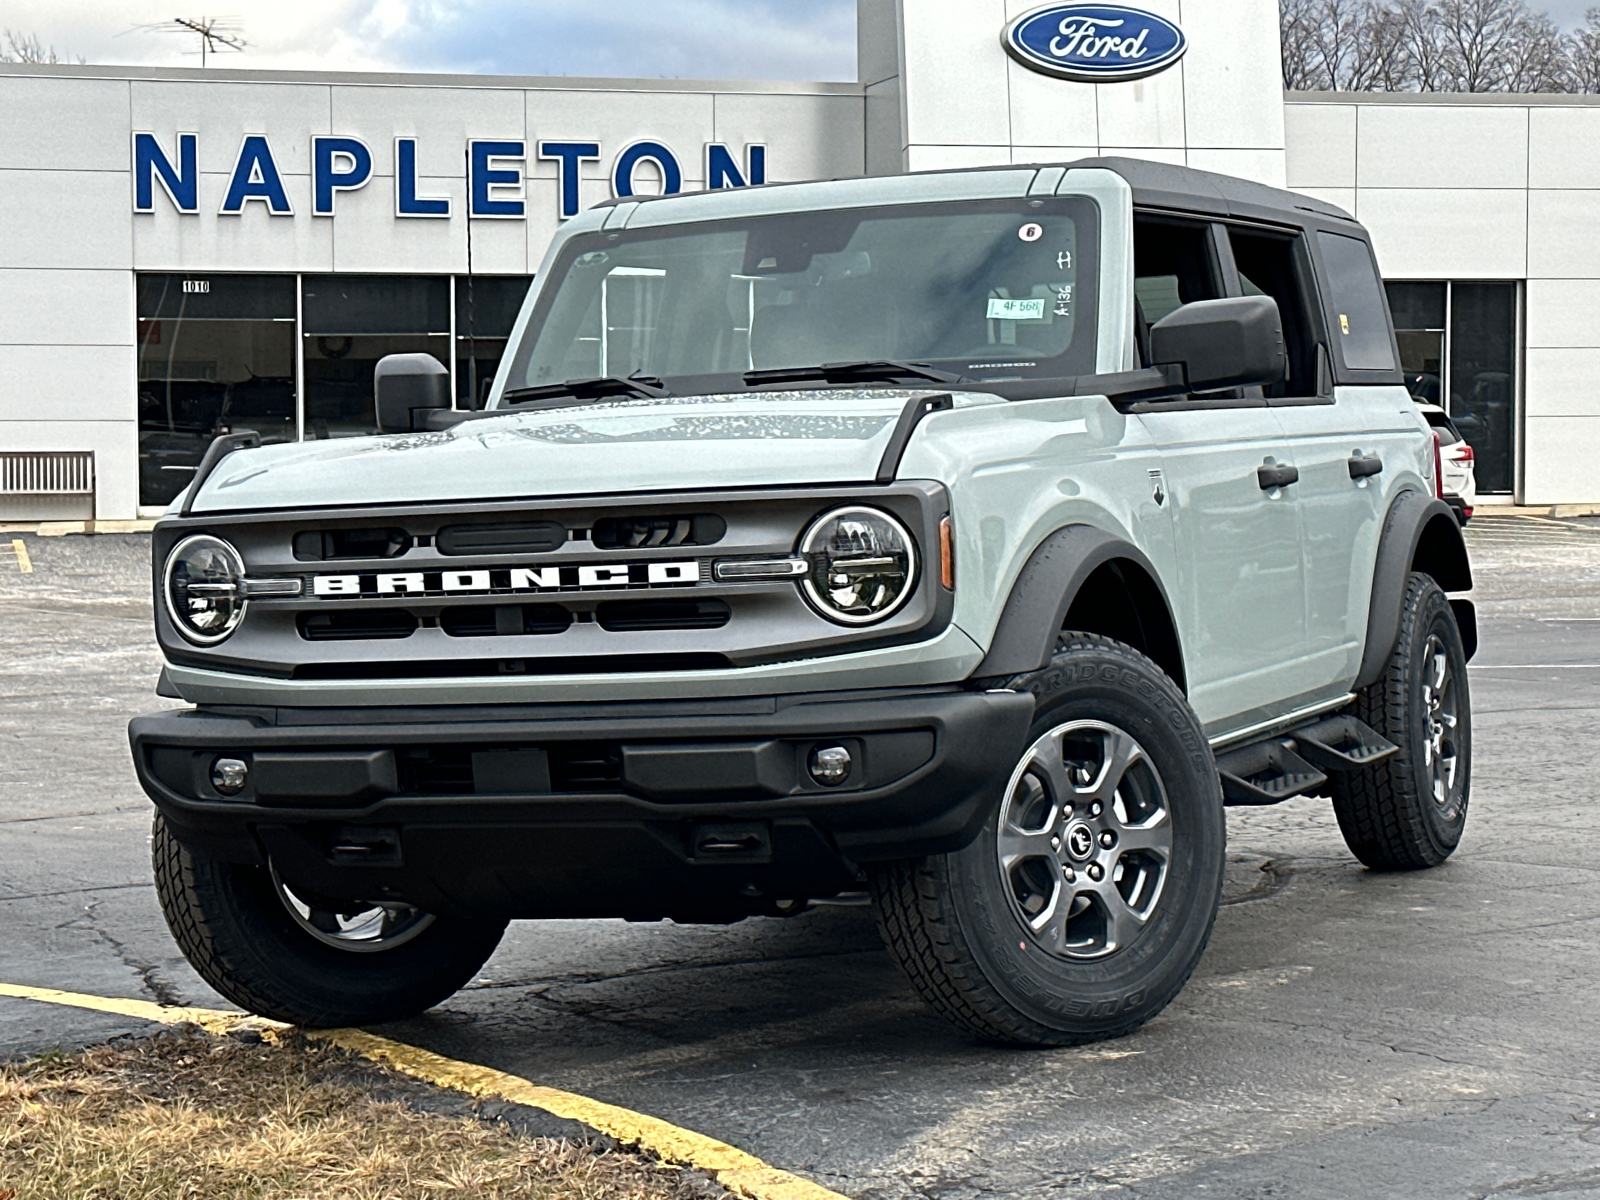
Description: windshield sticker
1018,222,1043,242
988,297,1047,321
1054,284,1073,317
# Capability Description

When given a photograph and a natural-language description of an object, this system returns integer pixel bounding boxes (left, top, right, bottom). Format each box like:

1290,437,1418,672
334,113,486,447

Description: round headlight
800,506,917,625
164,534,247,644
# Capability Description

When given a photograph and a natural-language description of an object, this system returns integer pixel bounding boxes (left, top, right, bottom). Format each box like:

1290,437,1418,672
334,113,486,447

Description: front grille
396,742,624,794
298,609,418,640
440,604,573,637
293,528,410,561
592,513,726,548
437,521,566,555
596,598,730,632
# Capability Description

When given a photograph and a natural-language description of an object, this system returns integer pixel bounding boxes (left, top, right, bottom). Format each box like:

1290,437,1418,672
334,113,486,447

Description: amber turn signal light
939,515,954,590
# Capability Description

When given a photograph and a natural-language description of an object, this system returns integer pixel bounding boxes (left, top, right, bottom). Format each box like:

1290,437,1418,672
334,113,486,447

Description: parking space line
10,538,31,573
0,982,851,1200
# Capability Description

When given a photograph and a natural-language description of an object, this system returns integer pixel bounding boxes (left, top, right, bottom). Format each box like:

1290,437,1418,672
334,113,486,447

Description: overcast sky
0,0,860,80
2,1,1594,81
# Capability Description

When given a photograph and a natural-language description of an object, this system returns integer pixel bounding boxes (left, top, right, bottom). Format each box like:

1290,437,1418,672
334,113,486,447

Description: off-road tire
870,634,1225,1046
1331,572,1471,870
153,813,507,1026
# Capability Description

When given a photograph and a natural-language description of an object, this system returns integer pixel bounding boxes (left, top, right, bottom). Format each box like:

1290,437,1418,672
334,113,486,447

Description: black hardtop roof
1063,155,1358,228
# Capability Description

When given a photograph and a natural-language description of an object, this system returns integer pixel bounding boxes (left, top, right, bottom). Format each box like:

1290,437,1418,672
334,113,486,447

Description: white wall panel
1355,106,1528,189
904,145,1015,172
1004,65,1098,150
1523,416,1600,505
131,81,331,175
0,345,136,422
0,170,132,270
1179,0,1285,151
0,270,132,346
1525,279,1600,348
1186,147,1285,187
1523,348,1600,417
1098,146,1186,166
466,211,531,277
1011,145,1098,166
898,0,1010,147
1527,190,1600,280
0,418,139,519
712,93,865,182
0,77,130,171
865,78,905,177
526,90,714,181
1527,107,1600,190
1284,104,1357,189
1094,68,1187,150
332,177,468,275
330,84,525,178
1357,189,1526,279
133,172,332,273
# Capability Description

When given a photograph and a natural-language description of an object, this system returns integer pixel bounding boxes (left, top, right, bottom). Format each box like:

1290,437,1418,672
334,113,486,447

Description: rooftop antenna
132,17,246,67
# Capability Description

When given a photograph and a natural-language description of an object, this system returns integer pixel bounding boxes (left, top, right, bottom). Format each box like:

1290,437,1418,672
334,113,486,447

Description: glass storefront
136,273,533,506
137,275,297,507
1386,280,1518,494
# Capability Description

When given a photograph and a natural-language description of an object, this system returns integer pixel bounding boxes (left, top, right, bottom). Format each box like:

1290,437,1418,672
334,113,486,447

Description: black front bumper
129,687,1035,921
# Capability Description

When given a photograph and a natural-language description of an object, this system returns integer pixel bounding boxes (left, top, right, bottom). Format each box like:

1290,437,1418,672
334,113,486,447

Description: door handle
1347,452,1384,479
1257,463,1299,490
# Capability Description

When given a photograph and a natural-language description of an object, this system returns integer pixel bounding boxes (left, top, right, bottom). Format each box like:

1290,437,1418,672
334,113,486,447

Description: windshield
499,196,1100,397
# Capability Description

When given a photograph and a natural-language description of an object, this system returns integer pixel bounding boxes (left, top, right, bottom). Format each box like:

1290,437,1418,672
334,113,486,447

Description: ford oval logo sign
1002,4,1187,83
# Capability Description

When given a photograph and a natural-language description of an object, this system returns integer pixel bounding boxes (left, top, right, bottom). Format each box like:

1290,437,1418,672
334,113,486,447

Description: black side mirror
375,353,450,432
1149,296,1286,392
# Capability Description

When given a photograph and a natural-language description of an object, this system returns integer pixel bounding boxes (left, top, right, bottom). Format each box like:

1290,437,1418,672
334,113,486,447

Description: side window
1133,216,1223,366
1227,226,1321,399
1315,232,1397,372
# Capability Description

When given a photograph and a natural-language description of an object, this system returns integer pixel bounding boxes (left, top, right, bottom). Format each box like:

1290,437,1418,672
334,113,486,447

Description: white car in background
1417,402,1477,523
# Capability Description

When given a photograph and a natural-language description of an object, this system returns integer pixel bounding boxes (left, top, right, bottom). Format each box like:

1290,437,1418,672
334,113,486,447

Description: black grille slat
292,528,411,561
293,653,732,679
437,521,567,556
596,599,731,632
440,604,574,637
591,513,726,549
298,610,418,641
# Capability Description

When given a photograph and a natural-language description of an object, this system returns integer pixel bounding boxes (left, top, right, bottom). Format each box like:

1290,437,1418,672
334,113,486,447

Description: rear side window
1317,232,1396,372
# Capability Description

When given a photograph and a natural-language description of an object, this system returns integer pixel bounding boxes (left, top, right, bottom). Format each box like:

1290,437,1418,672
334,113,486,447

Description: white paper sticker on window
987,297,1046,321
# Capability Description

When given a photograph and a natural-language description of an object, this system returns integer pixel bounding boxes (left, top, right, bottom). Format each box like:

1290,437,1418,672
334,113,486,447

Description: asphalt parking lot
3,514,1599,1199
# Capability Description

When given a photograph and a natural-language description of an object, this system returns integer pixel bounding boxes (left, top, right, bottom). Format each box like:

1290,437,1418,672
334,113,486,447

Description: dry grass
0,1028,724,1200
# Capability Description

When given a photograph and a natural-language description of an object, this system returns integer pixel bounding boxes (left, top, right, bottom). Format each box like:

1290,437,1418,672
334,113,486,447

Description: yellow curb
11,538,32,573
0,983,851,1200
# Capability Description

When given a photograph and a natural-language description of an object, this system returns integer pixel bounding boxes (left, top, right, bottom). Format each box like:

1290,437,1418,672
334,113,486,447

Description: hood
184,390,997,514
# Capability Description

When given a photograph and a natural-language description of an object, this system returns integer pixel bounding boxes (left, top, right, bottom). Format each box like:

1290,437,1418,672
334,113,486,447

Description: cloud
0,0,859,80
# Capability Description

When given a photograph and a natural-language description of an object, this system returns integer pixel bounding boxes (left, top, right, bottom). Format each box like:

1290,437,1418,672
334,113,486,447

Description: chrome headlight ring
799,505,918,625
164,533,248,645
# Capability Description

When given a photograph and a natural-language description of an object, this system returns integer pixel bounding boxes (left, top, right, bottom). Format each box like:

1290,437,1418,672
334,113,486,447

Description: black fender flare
1356,490,1475,689
973,525,1179,680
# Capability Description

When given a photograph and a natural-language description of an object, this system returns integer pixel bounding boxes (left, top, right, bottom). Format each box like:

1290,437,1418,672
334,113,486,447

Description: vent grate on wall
0,452,95,496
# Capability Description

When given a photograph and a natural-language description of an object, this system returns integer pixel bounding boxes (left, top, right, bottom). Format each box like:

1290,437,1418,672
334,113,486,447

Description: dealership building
0,0,1595,519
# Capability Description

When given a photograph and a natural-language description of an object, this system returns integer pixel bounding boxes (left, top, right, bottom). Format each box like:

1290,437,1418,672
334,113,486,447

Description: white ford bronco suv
133,159,1474,1046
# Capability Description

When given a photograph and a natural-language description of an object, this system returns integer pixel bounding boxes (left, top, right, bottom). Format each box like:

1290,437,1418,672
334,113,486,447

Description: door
1130,215,1306,734
1224,224,1387,704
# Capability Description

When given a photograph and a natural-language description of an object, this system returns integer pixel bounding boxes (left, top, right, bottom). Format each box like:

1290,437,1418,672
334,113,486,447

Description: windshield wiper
742,360,962,388
502,374,668,406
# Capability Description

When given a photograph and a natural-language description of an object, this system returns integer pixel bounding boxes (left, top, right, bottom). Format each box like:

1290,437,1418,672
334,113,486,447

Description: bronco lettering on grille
311,560,700,598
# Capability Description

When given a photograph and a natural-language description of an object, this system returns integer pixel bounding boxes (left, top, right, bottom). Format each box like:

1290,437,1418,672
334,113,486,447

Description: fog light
211,757,248,796
808,744,852,787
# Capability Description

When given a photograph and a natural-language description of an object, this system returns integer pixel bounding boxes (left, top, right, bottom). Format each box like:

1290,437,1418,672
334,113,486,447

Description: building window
302,275,451,438
455,276,532,408
1386,280,1518,494
136,274,297,507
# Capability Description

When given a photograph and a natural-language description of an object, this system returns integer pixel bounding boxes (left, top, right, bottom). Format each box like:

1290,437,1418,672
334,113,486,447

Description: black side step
1291,715,1399,773
1216,741,1328,807
1214,714,1397,808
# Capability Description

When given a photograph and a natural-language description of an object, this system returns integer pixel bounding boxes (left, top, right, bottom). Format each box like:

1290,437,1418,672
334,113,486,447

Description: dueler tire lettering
870,634,1225,1047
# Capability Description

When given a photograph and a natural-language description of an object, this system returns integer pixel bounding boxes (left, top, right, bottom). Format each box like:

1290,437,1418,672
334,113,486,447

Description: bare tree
1281,0,1418,88
0,30,82,65
1565,6,1600,89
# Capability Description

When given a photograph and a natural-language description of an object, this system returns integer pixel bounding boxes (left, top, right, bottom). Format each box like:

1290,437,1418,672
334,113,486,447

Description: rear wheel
1332,572,1471,869
153,814,506,1026
871,635,1225,1046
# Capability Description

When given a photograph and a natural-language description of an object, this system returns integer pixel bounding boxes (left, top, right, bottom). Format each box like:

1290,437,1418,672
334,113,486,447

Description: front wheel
872,635,1225,1046
153,814,507,1026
